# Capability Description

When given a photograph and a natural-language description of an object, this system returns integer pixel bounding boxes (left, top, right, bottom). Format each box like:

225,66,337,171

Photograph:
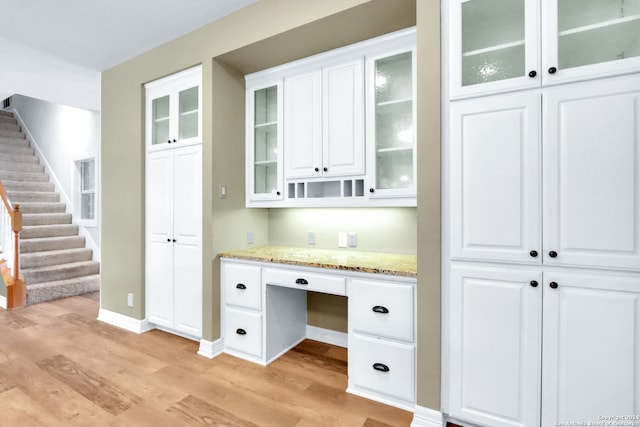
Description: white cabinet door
543,76,640,271
449,265,541,427
146,150,175,328
146,146,202,338
172,145,202,337
284,71,322,179
541,271,640,426
450,92,541,264
322,58,365,177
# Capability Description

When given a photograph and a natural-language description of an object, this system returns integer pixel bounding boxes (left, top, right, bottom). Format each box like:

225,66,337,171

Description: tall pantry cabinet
145,66,203,339
445,1,640,426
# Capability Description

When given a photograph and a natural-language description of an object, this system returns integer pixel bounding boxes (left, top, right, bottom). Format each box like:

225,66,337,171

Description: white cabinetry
284,59,364,180
446,3,640,423
451,75,640,271
145,66,202,150
145,69,202,339
245,27,416,207
449,0,640,98
220,258,416,410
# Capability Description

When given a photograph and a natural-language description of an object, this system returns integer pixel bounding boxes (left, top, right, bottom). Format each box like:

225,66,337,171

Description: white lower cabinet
220,259,416,410
448,264,640,427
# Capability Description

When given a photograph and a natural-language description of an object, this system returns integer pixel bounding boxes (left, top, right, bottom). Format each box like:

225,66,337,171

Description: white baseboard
411,405,443,427
197,338,224,359
0,294,6,310
306,325,348,348
97,308,155,334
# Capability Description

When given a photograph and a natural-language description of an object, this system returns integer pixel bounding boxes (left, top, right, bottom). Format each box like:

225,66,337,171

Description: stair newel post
12,204,21,283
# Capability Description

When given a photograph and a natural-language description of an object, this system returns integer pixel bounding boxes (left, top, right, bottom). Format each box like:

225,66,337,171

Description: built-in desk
219,246,417,410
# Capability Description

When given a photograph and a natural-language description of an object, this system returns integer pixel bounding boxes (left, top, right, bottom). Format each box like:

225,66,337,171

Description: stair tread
21,247,92,258
26,273,100,288
22,260,100,273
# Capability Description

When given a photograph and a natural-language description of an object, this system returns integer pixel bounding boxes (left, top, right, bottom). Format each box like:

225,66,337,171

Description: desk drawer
349,334,415,404
224,263,262,311
224,308,263,359
263,268,346,296
349,279,414,342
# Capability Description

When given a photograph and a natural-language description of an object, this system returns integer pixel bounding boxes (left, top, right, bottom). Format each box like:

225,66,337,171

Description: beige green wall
101,0,440,410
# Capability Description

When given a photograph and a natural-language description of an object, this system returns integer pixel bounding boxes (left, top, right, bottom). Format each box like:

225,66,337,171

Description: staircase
0,109,100,305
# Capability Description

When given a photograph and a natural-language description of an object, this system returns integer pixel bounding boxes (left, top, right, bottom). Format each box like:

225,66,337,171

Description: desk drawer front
349,334,415,403
224,263,262,310
224,308,263,359
349,279,414,342
263,268,346,296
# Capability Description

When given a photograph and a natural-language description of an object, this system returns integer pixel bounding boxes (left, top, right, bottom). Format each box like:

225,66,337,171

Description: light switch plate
338,232,348,248
348,232,357,248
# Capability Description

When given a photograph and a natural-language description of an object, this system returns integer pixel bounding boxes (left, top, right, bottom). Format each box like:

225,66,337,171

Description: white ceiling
0,0,257,71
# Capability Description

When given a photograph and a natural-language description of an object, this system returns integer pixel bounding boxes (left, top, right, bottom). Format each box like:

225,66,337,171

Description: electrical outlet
247,231,254,245
348,232,357,248
127,293,134,307
338,232,348,248
308,231,316,245
219,184,227,198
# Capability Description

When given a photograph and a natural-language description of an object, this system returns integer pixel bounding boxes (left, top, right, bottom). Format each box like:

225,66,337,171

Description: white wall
9,95,101,258
0,36,100,111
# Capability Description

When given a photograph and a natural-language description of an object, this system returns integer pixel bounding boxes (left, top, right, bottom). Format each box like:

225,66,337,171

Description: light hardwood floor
0,293,413,426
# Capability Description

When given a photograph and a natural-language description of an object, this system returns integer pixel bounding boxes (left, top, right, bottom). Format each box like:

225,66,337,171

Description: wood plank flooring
0,293,413,426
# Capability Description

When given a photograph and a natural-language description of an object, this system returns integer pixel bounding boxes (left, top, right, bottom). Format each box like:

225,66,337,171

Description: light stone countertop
218,246,417,277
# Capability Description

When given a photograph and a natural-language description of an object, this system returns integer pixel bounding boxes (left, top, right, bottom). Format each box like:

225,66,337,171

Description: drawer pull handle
373,363,390,372
236,283,246,290
372,305,389,314
236,328,247,335
295,278,309,285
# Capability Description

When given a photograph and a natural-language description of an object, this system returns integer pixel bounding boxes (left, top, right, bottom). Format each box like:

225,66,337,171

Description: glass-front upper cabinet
450,0,640,98
245,77,283,205
145,65,202,151
543,0,640,85
366,45,417,201
450,0,540,98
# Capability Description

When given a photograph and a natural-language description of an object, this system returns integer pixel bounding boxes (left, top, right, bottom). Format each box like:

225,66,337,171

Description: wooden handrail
0,179,25,309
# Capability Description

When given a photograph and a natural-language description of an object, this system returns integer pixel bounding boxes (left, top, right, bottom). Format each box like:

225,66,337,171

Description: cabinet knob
530,280,538,287
295,278,309,285
548,66,557,74
528,70,537,78
529,250,538,258
167,139,172,144
276,191,281,196
549,250,558,258
173,239,176,243
372,363,390,372
236,328,247,335
173,139,176,143
323,167,328,172
236,283,246,290
372,305,389,314
549,281,559,289
369,188,375,193
167,238,171,242
314,167,319,172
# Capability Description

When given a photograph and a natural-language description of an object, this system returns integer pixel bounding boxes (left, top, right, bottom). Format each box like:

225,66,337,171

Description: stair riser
22,262,100,285
7,192,60,203
26,275,100,305
21,225,79,239
22,213,72,226
20,236,85,253
2,181,55,192
0,129,25,139
0,123,20,132
0,171,49,183
0,154,39,164
0,145,34,156
16,203,66,214
0,161,44,173
21,249,93,268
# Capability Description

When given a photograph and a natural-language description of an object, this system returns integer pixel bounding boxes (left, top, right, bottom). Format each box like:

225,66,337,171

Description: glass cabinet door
152,95,170,146
369,50,416,197
248,82,282,201
451,0,539,97
178,86,199,141
546,0,640,80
